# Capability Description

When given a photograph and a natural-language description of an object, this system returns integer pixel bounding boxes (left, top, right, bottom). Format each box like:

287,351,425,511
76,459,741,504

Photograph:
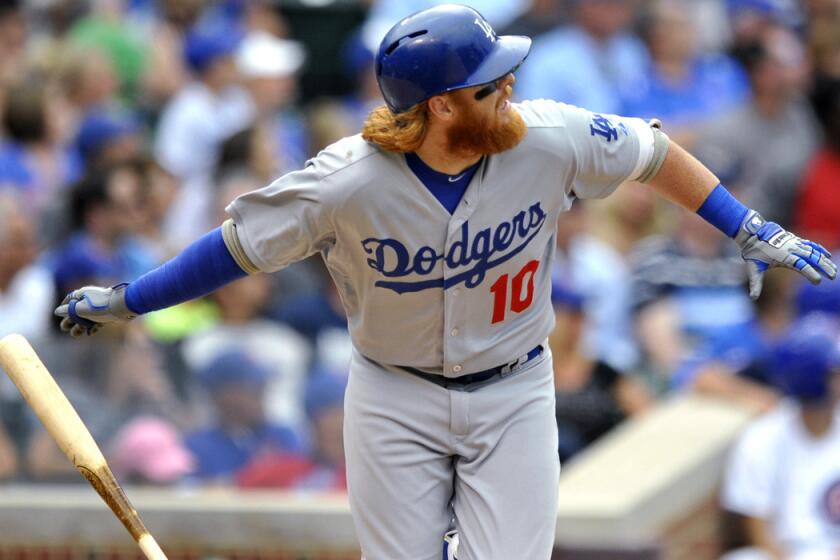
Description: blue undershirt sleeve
696,183,750,238
124,227,248,315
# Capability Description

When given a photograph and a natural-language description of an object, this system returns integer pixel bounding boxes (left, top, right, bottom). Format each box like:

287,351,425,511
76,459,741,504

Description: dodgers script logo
362,202,547,294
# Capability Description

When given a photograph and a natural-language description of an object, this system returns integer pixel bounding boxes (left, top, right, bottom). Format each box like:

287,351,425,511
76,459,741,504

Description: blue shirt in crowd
0,142,82,211
184,423,303,480
49,232,159,294
516,27,649,115
622,55,751,127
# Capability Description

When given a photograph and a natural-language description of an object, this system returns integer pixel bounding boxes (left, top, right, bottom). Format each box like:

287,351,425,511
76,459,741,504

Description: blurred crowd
1,0,840,555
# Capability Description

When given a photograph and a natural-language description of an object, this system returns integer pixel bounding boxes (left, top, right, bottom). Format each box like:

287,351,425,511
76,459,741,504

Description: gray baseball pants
344,347,560,560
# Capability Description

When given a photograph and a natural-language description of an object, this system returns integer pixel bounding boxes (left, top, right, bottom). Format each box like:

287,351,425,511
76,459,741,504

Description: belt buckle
500,352,528,376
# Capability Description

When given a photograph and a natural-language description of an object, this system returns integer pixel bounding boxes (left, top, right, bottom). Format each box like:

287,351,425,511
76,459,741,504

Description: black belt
398,345,544,391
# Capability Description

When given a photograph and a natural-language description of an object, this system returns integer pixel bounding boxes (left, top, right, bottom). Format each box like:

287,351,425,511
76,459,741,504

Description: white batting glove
734,210,837,300
54,284,137,337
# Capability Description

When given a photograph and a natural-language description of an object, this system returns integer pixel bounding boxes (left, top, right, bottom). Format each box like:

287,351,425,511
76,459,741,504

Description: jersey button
452,287,461,296
453,365,463,373
451,328,459,336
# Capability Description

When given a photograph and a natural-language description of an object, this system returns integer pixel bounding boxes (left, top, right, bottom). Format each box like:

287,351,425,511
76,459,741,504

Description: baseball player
721,313,840,560
55,5,837,559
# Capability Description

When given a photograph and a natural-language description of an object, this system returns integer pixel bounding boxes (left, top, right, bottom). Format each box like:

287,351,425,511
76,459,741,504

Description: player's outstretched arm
54,220,257,337
644,140,837,299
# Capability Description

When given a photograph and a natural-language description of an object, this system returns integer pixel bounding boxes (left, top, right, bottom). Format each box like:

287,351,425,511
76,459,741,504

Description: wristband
696,184,750,238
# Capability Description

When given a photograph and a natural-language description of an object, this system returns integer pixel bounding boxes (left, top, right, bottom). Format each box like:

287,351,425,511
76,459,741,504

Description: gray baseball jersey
226,99,657,375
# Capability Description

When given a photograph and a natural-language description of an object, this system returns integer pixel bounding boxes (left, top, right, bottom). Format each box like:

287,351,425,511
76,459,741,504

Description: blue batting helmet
375,4,531,113
768,313,840,402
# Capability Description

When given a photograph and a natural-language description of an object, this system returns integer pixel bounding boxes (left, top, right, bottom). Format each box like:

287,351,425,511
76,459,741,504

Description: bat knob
139,534,168,560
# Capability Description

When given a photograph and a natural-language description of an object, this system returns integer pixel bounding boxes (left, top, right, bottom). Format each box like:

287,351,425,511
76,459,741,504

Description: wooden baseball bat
0,334,167,560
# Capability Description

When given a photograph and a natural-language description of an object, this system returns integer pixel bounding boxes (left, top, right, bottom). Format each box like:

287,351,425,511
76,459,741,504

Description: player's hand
734,210,837,300
54,283,137,337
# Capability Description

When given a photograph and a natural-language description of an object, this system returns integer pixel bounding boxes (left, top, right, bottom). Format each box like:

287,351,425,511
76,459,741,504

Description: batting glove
443,530,459,560
734,210,837,300
54,283,137,337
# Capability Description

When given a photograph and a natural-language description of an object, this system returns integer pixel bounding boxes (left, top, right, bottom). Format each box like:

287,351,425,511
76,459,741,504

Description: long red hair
361,102,429,153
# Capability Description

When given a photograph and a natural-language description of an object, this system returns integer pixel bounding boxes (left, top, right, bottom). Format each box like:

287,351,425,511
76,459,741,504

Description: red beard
446,94,528,157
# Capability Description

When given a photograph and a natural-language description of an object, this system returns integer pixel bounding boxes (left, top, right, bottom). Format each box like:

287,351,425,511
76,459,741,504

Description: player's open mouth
499,99,511,113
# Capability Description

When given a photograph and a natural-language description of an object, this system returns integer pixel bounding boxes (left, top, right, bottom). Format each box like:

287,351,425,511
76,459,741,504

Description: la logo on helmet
474,17,494,40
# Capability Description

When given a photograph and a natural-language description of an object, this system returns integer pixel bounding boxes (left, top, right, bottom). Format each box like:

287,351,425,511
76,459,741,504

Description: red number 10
489,260,540,324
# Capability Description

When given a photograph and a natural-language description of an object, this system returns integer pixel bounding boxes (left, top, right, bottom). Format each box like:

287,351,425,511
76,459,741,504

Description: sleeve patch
589,114,628,142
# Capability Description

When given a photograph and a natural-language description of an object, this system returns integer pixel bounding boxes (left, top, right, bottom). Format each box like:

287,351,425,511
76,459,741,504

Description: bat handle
138,534,168,560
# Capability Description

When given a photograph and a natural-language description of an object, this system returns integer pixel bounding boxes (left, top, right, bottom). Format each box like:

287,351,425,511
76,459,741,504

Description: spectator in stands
794,77,840,250
27,332,185,482
586,182,669,256
49,164,158,300
301,367,347,488
802,0,840,22
700,23,819,228
0,79,82,218
176,166,312,414
550,279,653,462
516,0,648,114
134,0,288,112
184,351,303,485
55,46,121,127
341,30,385,128
500,0,568,40
236,30,308,172
109,415,195,486
306,31,381,150
795,270,840,319
629,211,754,394
0,0,27,91
134,0,203,112
74,106,143,170
670,270,793,413
162,124,276,250
0,193,52,480
109,332,193,423
0,193,55,342
727,0,803,53
210,167,329,336
553,199,638,372
236,367,348,491
157,168,320,350
623,0,750,148
216,126,280,186
22,0,86,81
270,257,349,372
181,270,311,431
154,24,253,183
721,313,840,560
806,5,840,80
195,0,287,39
63,0,146,103
128,156,179,261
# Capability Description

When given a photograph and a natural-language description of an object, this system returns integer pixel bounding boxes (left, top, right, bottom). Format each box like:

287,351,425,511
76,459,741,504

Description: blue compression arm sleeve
125,227,248,314
696,183,750,238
